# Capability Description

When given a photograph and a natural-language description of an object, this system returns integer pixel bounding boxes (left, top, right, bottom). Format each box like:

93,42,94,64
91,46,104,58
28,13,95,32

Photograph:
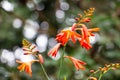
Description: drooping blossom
64,56,86,70
48,43,61,57
16,60,38,77
56,23,81,46
74,24,99,50
79,24,100,45
77,38,92,50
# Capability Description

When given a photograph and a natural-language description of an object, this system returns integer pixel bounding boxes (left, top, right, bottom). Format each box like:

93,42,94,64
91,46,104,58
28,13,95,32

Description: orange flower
56,24,81,45
80,24,90,44
77,38,92,50
88,28,100,36
80,24,100,44
81,41,92,50
16,60,38,77
48,43,61,57
76,24,99,49
64,56,86,70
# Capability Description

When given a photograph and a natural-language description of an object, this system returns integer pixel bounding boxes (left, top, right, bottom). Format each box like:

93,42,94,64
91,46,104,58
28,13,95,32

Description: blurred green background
0,0,120,80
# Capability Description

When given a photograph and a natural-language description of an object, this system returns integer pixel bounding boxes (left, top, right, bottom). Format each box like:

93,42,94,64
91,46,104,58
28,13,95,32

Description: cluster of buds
16,39,44,76
75,8,95,23
48,8,99,70
99,63,120,73
88,63,120,80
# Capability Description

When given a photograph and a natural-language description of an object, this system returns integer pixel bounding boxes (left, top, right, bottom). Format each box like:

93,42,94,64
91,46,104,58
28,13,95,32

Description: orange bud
115,63,120,68
90,70,95,73
84,18,91,22
38,54,44,64
87,14,93,16
89,77,97,80
78,14,82,18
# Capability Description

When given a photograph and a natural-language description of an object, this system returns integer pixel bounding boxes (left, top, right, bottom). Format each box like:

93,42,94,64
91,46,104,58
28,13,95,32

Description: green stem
58,46,66,80
98,73,103,80
40,63,50,80
64,76,66,80
87,70,99,80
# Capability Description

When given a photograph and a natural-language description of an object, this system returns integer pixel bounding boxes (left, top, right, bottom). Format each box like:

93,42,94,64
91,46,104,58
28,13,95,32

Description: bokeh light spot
23,20,39,40
1,1,14,11
36,34,48,52
13,18,22,29
56,10,65,19
60,2,69,11
40,21,49,30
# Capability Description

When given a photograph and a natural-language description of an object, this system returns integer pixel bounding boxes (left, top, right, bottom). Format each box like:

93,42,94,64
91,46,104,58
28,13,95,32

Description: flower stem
40,63,50,80
98,72,103,80
58,46,66,80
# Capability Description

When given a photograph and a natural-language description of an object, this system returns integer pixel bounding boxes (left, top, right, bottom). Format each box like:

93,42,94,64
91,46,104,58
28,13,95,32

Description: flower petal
64,56,86,70
48,43,61,57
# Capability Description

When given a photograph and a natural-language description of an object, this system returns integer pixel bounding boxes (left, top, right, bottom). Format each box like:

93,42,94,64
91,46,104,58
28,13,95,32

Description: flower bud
90,70,95,73
89,77,97,80
38,54,44,64
84,18,91,22
75,18,80,21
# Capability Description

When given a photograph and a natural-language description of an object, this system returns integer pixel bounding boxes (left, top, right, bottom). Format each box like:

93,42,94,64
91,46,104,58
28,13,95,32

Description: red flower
16,60,38,77
56,24,81,45
64,56,86,70
48,43,61,57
